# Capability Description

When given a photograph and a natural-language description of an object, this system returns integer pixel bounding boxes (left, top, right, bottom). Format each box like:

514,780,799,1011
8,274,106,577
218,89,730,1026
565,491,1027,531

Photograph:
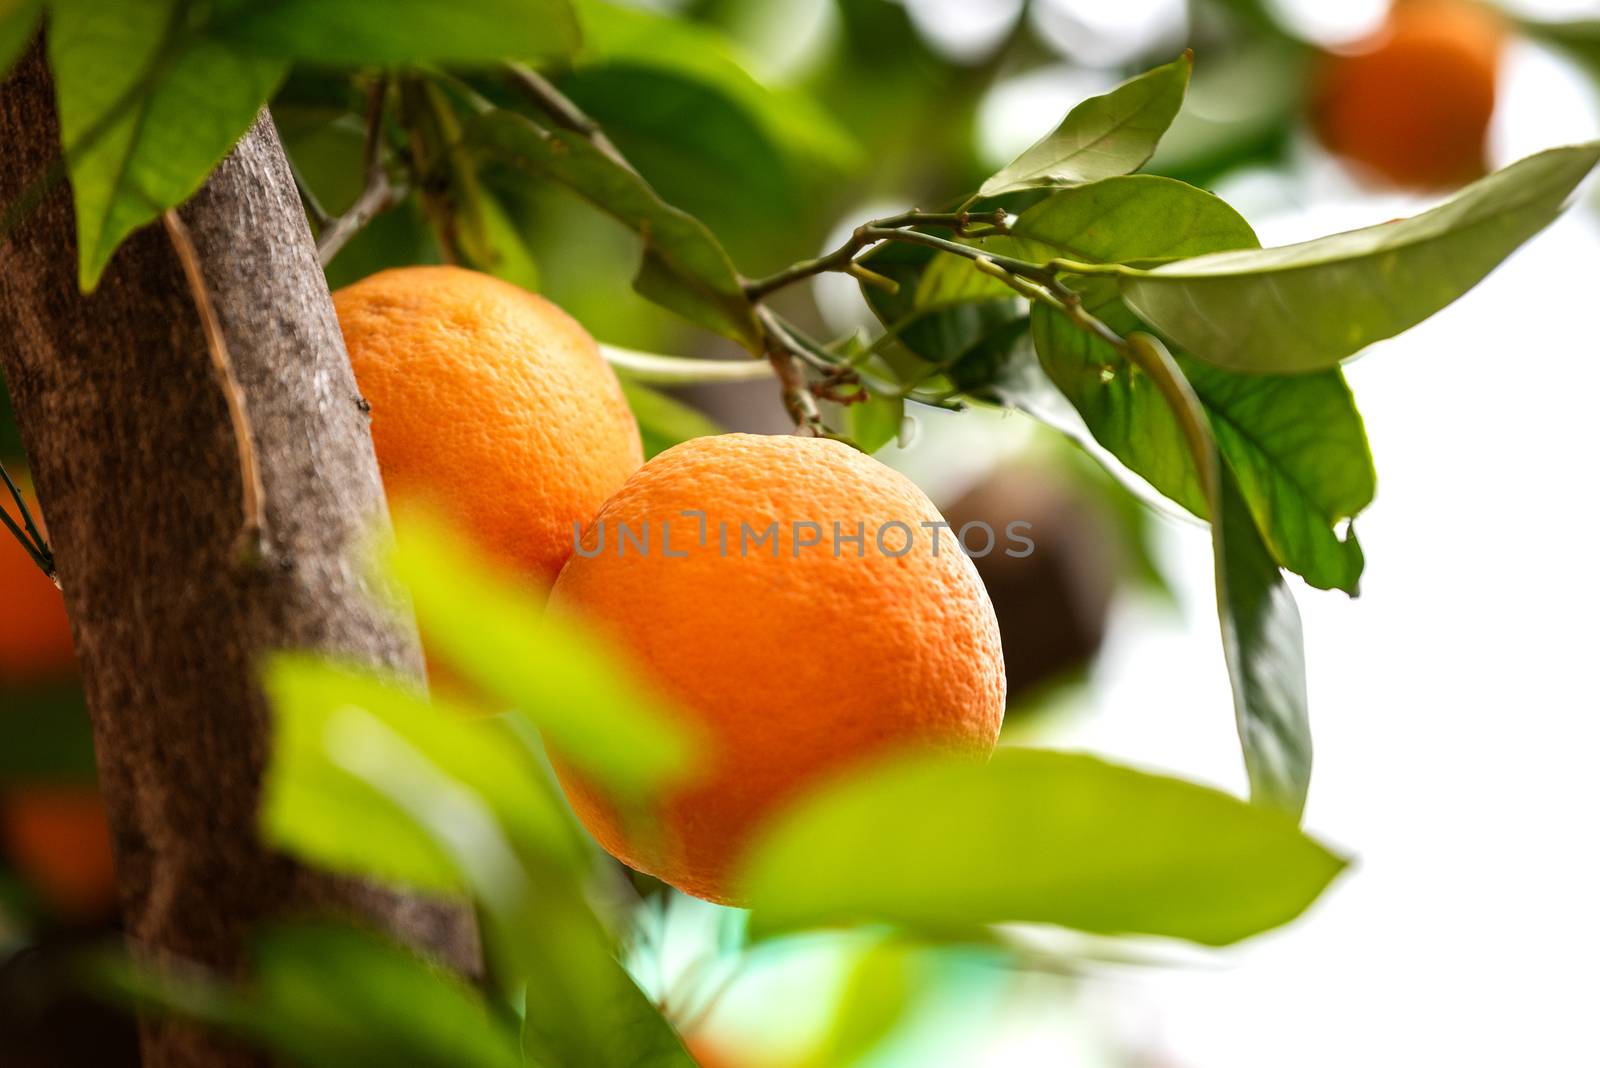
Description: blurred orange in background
0,786,116,922
1312,0,1506,189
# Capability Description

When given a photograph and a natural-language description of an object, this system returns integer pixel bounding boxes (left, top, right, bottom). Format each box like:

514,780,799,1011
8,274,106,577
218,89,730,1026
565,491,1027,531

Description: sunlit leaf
468,107,762,350
213,0,579,64
978,54,1191,197
1008,174,1258,263
384,507,700,799
741,748,1344,944
843,390,905,454
261,655,585,891
1121,142,1600,371
801,938,923,1068
49,0,287,290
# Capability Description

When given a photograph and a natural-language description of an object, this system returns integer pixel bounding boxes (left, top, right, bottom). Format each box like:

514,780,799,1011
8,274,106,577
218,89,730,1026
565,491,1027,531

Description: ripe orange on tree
1312,0,1506,189
333,266,643,585
0,487,75,684
548,433,1006,904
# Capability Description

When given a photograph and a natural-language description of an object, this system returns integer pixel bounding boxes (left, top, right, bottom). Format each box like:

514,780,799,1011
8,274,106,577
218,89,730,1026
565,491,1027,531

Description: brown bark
0,47,479,1067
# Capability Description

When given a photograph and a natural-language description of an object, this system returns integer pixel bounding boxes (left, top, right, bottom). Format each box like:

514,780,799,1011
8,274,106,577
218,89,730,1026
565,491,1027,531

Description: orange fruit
0,488,75,683
1,785,118,921
548,434,1005,904
1312,0,1505,189
333,266,643,584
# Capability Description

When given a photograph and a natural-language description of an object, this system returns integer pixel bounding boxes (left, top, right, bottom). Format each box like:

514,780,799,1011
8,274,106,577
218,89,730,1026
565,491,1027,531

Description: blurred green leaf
740,748,1344,945
213,0,579,64
1516,18,1600,82
800,938,921,1068
261,654,585,891
100,921,523,1068
0,0,42,79
49,0,288,290
618,378,725,459
572,0,856,170
469,107,762,350
385,507,700,800
978,54,1191,198
1122,142,1600,372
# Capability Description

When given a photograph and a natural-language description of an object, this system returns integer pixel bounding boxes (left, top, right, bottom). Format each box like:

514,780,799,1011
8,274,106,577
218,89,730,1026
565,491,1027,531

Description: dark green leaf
740,748,1344,945
618,378,725,458
214,0,579,64
977,54,1191,197
1121,142,1600,371
0,0,42,79
468,107,762,350
1032,301,1371,594
50,0,288,290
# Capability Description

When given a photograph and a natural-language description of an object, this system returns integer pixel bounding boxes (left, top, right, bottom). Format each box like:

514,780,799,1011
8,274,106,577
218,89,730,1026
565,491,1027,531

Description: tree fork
0,47,479,1067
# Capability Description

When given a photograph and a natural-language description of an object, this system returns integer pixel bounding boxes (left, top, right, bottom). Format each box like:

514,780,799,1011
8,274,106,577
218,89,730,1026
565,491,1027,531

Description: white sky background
696,3,1600,1064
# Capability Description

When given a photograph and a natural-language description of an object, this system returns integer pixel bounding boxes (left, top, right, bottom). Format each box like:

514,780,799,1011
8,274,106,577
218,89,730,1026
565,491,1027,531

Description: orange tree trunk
0,47,479,1067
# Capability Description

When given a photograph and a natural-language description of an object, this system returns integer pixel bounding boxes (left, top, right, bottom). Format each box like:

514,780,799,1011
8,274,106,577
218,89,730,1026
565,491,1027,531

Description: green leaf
1008,174,1259,264
1211,464,1313,814
571,0,856,170
1121,142,1600,372
1032,300,1371,594
843,391,905,454
99,922,524,1068
261,654,586,891
0,0,42,79
977,53,1191,198
1516,18,1600,82
213,0,579,64
468,107,762,350
618,378,725,459
802,939,921,1068
740,748,1345,945
49,0,288,290
384,507,701,800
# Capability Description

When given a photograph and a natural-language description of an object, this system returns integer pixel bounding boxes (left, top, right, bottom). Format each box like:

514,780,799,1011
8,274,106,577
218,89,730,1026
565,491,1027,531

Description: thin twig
741,210,1010,300
1,462,56,581
162,210,265,562
504,63,637,175
317,77,405,266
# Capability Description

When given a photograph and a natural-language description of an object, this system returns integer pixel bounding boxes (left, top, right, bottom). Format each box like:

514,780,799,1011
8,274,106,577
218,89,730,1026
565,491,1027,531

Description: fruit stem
599,345,775,384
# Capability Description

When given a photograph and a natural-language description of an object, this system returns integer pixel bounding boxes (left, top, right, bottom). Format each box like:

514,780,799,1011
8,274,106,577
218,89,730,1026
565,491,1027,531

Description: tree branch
316,76,405,266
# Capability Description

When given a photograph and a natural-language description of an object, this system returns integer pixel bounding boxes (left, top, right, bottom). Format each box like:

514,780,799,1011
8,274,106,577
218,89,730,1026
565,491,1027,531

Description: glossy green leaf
213,0,579,64
1121,142,1600,371
1032,299,1371,594
1008,174,1259,264
49,0,288,290
572,0,856,169
468,107,762,350
843,390,905,454
100,922,525,1068
618,377,726,458
977,54,1191,197
740,748,1344,945
384,507,700,799
0,0,42,79
261,655,586,891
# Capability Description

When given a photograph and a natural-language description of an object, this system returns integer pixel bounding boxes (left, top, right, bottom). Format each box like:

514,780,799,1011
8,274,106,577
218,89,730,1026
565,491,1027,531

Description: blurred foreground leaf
741,748,1344,945
385,506,699,800
100,921,523,1068
1122,142,1600,371
0,0,42,79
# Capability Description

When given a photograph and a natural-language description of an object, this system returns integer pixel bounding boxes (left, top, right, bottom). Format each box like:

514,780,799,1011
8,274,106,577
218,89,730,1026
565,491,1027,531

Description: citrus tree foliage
4,0,1597,1063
